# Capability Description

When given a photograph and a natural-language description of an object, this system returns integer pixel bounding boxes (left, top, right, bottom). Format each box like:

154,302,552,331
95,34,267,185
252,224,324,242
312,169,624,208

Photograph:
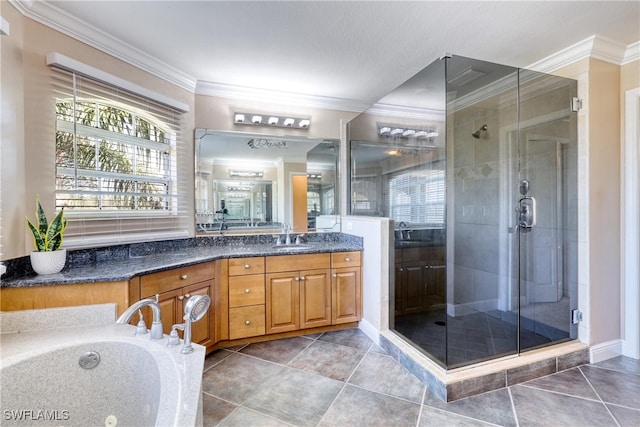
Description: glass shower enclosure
348,55,578,368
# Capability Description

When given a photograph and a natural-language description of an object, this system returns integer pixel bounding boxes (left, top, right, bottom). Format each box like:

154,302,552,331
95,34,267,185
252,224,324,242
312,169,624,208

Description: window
387,168,445,225
55,100,175,212
51,67,189,247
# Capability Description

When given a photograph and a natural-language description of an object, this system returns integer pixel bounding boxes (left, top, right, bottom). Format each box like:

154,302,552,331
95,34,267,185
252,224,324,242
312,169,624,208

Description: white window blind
386,168,445,225
51,67,191,247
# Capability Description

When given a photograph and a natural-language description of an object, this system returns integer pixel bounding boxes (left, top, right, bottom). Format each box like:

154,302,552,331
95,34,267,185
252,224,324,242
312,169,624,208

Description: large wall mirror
195,129,339,235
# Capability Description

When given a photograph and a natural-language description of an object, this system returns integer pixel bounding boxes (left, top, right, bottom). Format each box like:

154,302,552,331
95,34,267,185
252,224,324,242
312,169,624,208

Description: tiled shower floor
201,328,640,426
394,309,562,367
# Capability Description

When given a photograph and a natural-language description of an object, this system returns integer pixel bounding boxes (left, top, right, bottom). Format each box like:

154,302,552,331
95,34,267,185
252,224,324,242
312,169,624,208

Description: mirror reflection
195,129,339,234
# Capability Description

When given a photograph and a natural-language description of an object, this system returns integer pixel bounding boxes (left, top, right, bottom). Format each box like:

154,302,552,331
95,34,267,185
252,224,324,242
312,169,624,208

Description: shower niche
348,55,578,369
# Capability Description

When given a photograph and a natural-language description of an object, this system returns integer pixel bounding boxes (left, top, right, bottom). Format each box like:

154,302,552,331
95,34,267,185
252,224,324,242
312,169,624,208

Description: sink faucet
284,224,292,245
116,297,164,340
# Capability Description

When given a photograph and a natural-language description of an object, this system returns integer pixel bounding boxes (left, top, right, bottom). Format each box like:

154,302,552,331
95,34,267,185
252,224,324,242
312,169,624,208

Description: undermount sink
272,244,312,251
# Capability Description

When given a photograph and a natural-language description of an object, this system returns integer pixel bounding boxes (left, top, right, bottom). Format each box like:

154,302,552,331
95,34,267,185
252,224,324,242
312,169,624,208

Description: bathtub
1,308,204,427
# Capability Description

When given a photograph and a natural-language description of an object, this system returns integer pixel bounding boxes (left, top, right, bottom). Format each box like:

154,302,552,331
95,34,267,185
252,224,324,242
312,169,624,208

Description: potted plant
26,196,68,275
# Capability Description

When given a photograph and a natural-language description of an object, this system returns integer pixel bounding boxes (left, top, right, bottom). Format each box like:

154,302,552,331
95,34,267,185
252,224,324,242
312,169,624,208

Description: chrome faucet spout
116,297,164,340
284,224,291,245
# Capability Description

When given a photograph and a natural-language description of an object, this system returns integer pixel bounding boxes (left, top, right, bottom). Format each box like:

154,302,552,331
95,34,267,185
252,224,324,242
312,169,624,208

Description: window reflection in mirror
195,129,339,234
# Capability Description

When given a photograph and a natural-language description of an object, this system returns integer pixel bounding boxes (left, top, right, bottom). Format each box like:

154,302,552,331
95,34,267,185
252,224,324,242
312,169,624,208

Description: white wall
342,215,391,345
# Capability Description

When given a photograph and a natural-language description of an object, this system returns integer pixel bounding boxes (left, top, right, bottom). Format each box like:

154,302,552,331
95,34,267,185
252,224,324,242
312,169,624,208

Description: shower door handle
517,196,536,232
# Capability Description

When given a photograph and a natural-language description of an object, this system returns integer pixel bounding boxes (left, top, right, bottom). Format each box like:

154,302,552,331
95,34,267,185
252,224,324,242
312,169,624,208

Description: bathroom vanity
0,234,363,353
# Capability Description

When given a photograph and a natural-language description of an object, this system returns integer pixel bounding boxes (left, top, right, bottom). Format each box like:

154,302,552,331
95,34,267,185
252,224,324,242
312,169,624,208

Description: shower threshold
379,330,589,401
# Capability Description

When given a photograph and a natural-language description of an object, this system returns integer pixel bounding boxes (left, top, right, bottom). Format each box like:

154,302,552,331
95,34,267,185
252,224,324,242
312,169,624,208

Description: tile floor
201,328,640,427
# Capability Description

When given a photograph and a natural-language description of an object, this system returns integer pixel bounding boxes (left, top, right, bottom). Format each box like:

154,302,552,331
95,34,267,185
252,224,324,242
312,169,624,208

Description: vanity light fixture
229,170,264,178
378,125,439,140
307,173,322,179
234,112,311,130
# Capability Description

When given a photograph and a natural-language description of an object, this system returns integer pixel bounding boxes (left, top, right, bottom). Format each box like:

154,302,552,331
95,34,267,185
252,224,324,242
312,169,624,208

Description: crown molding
624,41,640,65
365,103,445,121
10,0,197,92
528,35,639,73
195,81,371,113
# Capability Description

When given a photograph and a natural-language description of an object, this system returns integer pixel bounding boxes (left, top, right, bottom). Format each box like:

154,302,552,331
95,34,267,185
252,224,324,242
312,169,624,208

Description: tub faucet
167,295,211,354
116,296,164,340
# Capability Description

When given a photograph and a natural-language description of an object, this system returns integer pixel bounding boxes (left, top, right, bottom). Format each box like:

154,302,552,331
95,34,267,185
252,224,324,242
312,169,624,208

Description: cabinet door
140,288,181,336
299,269,331,329
332,267,361,324
265,272,300,334
182,281,213,348
401,262,426,313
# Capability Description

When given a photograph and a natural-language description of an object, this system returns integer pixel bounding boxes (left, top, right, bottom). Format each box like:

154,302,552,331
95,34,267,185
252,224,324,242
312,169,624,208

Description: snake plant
26,196,67,252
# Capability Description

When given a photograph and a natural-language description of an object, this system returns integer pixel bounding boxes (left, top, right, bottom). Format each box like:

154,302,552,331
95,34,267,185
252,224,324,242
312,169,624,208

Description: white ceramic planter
30,249,67,275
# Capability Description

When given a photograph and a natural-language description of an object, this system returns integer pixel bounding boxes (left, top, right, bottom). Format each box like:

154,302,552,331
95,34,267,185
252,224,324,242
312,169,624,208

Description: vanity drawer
229,257,265,276
229,275,265,307
140,263,213,297
331,251,361,269
229,305,266,339
266,253,330,273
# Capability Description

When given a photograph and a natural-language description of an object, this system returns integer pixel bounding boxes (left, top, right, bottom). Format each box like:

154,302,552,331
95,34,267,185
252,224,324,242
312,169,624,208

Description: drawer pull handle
300,276,305,281
244,264,250,269
294,277,300,281
245,320,251,325
245,288,251,293
178,295,184,301
332,273,337,278
181,274,188,280
345,257,351,262
185,293,191,298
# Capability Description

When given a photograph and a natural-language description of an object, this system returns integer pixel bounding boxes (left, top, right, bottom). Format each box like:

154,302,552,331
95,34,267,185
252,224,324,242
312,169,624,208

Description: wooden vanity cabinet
395,245,445,315
331,251,362,324
265,253,331,334
227,257,266,340
136,262,215,349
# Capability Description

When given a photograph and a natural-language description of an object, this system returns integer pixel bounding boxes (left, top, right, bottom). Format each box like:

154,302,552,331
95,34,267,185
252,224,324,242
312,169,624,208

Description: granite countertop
1,234,362,288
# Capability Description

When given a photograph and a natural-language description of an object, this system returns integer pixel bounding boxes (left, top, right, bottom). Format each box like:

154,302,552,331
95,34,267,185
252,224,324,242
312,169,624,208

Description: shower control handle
517,196,536,232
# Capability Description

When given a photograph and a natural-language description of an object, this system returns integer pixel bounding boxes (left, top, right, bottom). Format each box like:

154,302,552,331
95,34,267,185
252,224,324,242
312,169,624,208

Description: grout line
415,386,427,427
314,382,347,427
586,363,640,376
507,385,521,427
578,366,623,427
517,382,603,404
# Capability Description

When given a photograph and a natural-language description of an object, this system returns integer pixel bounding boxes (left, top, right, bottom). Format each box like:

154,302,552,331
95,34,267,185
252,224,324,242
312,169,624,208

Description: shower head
183,294,211,322
472,124,488,139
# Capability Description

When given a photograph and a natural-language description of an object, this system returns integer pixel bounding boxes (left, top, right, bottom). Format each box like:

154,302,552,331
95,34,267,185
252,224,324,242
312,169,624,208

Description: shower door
514,69,578,352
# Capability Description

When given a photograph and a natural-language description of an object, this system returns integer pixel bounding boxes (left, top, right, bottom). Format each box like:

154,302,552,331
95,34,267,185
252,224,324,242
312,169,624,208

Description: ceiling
19,1,640,108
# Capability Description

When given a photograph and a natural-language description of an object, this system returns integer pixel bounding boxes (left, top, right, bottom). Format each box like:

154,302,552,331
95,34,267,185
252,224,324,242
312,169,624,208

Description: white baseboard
358,318,381,347
589,339,622,363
